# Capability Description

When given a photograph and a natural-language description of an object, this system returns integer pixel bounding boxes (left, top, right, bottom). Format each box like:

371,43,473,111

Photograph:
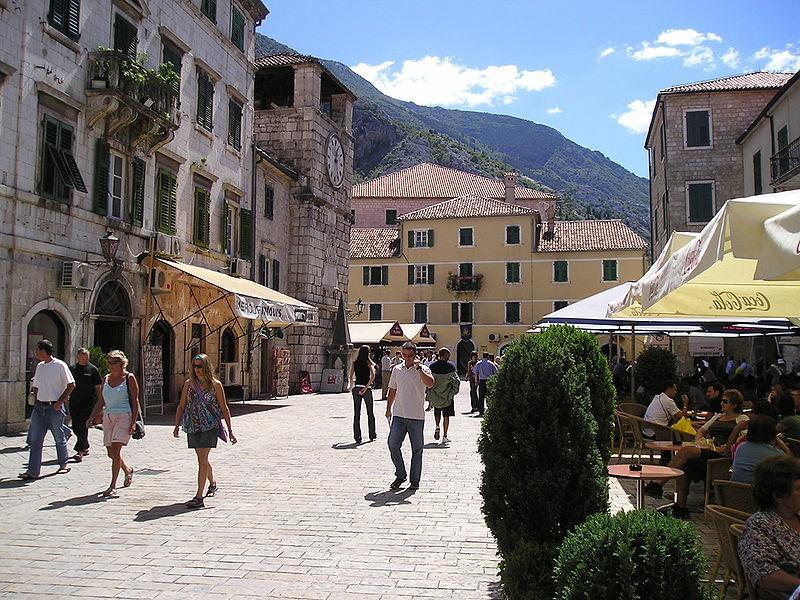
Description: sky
256,1,800,178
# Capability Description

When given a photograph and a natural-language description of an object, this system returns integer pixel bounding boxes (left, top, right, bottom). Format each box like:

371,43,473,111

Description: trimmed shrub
635,346,678,400
479,326,612,598
554,510,708,600
89,346,109,376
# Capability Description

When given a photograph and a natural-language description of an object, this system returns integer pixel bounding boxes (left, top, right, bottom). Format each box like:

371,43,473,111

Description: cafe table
645,440,691,453
607,464,684,510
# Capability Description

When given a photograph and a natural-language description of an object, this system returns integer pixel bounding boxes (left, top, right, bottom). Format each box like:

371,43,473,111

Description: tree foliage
636,346,678,400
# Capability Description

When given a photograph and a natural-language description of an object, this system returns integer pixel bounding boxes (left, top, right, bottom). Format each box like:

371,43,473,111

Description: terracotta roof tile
254,54,316,69
353,162,558,200
537,220,648,253
661,71,792,94
397,195,536,221
350,228,400,259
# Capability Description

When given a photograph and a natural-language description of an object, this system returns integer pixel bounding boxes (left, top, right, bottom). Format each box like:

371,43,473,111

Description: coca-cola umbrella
627,193,800,320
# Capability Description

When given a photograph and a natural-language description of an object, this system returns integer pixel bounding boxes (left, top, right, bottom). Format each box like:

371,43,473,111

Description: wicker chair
713,480,757,514
729,523,760,600
706,505,750,600
704,457,732,509
614,411,637,463
626,414,675,463
617,402,646,418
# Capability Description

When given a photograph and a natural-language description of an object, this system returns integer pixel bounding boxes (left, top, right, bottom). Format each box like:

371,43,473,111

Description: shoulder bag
125,372,146,440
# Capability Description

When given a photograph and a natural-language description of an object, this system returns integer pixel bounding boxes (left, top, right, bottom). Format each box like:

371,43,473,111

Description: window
659,124,666,161
451,302,473,323
777,126,790,176
408,229,434,248
687,181,714,223
385,209,397,225
258,254,269,286
201,0,217,23
161,38,183,94
40,115,87,202
48,0,80,39
459,263,473,277
505,302,521,324
189,323,206,357
155,168,177,234
554,301,569,311
602,259,618,282
459,227,474,246
661,193,669,233
272,259,280,290
112,13,137,60
408,264,434,285
363,265,389,286
413,303,428,324
131,157,145,227
228,98,242,150
222,204,234,255
506,262,520,284
264,184,274,219
108,152,125,219
685,109,711,148
505,225,521,245
369,303,382,321
753,151,763,195
553,260,568,282
230,3,245,51
196,69,214,131
193,184,211,248
239,208,252,260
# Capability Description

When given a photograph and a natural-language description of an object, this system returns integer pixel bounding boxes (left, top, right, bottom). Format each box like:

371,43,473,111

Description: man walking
386,342,434,491
427,348,460,444
69,348,102,461
380,349,392,401
472,353,498,416
19,340,75,480
466,351,479,414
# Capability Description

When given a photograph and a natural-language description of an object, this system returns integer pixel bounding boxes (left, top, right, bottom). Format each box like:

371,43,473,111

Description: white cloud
752,46,800,71
683,46,716,69
546,107,562,114
350,56,556,107
628,42,682,61
613,99,656,134
721,48,740,68
598,47,615,60
656,28,722,46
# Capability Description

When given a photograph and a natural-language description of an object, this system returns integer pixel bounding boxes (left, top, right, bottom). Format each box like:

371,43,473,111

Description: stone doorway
149,320,173,404
25,310,66,417
456,338,475,377
93,280,131,353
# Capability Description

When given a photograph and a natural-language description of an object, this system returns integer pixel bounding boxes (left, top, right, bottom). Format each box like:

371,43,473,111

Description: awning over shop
156,258,318,326
399,323,435,345
348,321,408,345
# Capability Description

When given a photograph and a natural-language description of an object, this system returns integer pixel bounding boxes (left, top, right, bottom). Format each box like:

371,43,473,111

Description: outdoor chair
784,437,800,458
626,414,674,463
614,411,637,463
704,457,732,511
617,402,646,418
730,523,760,600
705,504,750,600
713,480,756,514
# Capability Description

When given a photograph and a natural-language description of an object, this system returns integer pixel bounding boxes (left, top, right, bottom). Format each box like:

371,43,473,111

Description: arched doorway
221,328,237,363
456,338,475,376
93,280,131,353
149,320,173,404
26,310,66,417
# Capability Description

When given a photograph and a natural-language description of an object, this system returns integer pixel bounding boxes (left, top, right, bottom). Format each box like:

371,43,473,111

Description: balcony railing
771,135,800,185
447,274,483,292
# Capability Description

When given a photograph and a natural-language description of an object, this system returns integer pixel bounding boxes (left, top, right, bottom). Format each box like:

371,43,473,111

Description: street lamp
99,229,119,263
355,298,364,315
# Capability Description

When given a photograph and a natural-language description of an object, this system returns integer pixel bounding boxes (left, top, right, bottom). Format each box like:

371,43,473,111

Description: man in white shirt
380,349,392,401
386,342,434,491
643,381,689,438
19,339,75,480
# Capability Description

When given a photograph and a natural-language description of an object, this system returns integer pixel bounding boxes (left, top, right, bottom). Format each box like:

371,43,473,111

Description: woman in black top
349,345,377,444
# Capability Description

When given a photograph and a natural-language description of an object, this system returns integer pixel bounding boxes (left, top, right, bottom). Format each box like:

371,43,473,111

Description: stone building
0,0,271,433
644,72,792,258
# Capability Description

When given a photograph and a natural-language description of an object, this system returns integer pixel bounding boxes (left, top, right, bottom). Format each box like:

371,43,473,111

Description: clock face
326,133,344,189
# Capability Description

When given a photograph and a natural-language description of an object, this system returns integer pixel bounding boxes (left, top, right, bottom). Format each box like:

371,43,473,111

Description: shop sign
234,293,318,325
689,336,724,357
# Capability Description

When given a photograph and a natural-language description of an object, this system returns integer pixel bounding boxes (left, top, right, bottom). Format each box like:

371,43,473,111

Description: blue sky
257,1,800,178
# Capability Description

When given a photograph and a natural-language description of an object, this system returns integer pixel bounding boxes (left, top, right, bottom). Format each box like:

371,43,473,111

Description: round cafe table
644,440,686,452
607,464,684,510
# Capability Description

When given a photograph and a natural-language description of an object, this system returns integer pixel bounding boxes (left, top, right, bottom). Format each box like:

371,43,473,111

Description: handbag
124,373,146,440
671,416,696,436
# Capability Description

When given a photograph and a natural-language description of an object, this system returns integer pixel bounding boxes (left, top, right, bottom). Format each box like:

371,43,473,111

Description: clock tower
253,55,356,390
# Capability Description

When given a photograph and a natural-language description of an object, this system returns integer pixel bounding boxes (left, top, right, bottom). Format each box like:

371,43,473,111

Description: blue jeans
388,416,424,485
26,402,68,477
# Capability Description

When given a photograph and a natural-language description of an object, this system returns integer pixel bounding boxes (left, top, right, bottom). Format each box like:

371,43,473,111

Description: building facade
349,195,647,374
645,72,791,258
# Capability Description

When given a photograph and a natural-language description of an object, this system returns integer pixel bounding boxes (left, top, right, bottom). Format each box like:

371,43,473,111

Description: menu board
272,348,290,397
142,344,163,415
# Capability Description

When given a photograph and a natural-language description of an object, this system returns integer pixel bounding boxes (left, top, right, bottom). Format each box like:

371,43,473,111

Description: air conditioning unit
488,333,501,343
229,257,246,277
154,233,182,257
149,266,173,293
61,261,90,289
219,362,241,385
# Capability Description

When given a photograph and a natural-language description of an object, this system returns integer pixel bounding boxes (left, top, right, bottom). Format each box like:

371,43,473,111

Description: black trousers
469,381,478,412
477,380,488,414
68,398,94,452
352,388,376,443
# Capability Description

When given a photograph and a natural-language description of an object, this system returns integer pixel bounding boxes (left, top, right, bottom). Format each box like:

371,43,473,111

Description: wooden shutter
92,138,110,215
202,0,217,22
194,187,210,247
221,206,228,252
231,5,245,51
272,259,280,290
239,208,252,259
131,157,145,226
156,170,177,234
65,0,80,39
427,229,434,247
48,0,67,32
57,126,87,192
259,254,268,286
228,99,242,150
428,265,434,284
197,72,214,131
162,41,182,94
451,303,459,323
113,13,137,60
204,77,214,131
362,266,369,285
381,265,389,285
408,265,414,284
407,230,414,248
167,172,177,233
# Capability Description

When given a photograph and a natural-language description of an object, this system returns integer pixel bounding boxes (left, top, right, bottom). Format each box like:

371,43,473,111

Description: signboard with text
234,293,318,325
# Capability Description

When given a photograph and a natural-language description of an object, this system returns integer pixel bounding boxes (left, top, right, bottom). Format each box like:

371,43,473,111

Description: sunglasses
193,364,204,369
107,359,121,365
721,399,732,404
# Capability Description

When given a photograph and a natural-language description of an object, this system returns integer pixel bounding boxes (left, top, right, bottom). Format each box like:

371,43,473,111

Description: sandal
185,496,205,509
101,487,117,498
72,454,83,463
56,465,71,474
123,469,134,488
206,483,218,497
434,427,440,440
17,472,37,481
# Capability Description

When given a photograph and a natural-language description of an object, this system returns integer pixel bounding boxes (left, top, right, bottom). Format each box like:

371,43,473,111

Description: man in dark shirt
466,351,479,414
69,348,102,461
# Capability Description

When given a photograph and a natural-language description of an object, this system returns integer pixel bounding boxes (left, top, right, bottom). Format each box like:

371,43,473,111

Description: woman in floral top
173,354,237,509
738,455,800,599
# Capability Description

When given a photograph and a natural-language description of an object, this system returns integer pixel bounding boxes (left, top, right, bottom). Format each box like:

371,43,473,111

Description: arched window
94,281,130,317
221,328,237,363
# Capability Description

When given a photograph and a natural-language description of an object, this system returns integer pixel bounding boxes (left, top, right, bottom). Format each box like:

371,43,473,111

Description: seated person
704,381,725,417
642,381,689,438
778,393,800,439
738,456,800,599
658,389,748,517
731,415,789,483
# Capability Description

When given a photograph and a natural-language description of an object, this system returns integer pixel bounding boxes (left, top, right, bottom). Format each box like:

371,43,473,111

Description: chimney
503,172,517,203
545,204,556,239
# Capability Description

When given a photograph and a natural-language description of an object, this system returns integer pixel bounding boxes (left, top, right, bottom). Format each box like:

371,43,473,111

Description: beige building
738,70,800,195
350,195,647,374
645,72,792,257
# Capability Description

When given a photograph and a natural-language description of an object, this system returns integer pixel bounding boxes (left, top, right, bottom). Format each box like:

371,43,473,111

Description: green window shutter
40,116,59,199
201,0,217,22
131,157,145,226
362,266,369,286
48,0,67,32
272,259,280,290
113,13,137,60
428,264,434,284
427,229,434,247
193,188,202,245
196,73,207,127
407,230,414,248
239,208,252,260
167,173,177,234
228,99,242,150
57,126,87,193
259,254,268,286
381,265,389,285
451,303,459,323
221,206,228,252
162,41,182,94
408,265,414,284
753,152,762,195
231,5,245,51
197,72,214,131
156,170,177,234
205,78,214,131
66,0,80,39
193,187,210,248
92,138,110,215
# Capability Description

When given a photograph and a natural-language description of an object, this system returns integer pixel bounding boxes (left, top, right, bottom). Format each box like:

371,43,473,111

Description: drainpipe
768,115,776,193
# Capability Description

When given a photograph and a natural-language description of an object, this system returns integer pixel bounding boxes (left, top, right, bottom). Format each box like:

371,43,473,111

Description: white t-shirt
388,363,433,421
381,355,392,371
643,392,681,437
32,357,75,402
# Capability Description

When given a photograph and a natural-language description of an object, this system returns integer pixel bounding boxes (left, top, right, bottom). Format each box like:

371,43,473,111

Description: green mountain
255,35,651,238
